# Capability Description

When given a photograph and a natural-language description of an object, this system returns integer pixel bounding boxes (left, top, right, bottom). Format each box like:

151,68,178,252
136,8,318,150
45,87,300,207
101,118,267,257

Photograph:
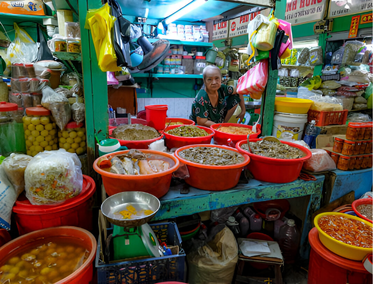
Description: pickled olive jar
24,105,58,156
365,140,372,154
346,123,359,140
363,122,372,140
348,157,356,170
333,137,344,153
355,156,363,170
58,121,86,155
341,140,355,156
357,124,366,141
331,153,339,165
360,141,367,154
361,156,369,169
354,141,362,155
337,156,350,171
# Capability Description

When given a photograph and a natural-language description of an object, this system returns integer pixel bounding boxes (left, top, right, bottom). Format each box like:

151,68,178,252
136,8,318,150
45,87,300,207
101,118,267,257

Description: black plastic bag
36,25,54,61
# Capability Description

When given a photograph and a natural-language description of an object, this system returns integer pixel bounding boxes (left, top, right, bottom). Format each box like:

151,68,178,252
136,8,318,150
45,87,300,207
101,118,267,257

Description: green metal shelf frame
132,73,203,79
148,38,213,47
0,12,54,23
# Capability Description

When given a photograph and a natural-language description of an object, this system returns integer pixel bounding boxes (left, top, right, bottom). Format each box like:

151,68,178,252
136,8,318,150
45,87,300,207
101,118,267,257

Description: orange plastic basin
0,226,97,284
163,125,214,149
352,198,373,223
174,144,250,191
109,128,164,149
165,117,195,126
211,123,261,146
93,150,180,198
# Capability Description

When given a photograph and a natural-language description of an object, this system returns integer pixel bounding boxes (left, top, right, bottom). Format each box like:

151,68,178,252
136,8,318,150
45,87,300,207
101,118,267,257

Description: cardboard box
0,1,45,15
316,125,348,149
108,86,138,115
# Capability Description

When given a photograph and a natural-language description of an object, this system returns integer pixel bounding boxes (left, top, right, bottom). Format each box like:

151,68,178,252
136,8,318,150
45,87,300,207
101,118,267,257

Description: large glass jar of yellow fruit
23,105,58,156
58,121,86,155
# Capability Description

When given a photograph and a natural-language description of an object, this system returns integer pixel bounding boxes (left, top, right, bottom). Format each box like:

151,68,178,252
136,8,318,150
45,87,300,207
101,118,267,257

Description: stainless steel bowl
101,191,160,228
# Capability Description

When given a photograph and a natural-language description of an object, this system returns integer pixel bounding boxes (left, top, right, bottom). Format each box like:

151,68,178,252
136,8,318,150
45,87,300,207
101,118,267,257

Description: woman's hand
236,109,246,122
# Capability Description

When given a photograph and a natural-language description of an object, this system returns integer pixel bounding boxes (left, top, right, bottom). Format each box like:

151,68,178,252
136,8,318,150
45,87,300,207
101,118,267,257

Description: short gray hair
202,65,221,81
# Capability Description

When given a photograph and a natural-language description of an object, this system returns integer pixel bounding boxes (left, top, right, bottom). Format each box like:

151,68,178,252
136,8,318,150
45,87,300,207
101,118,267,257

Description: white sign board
284,0,327,25
229,12,260,38
329,0,372,18
212,21,228,40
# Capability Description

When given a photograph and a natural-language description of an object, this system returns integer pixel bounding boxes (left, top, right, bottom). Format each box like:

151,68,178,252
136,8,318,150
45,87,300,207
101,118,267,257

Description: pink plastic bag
277,19,293,50
237,59,268,99
303,149,336,172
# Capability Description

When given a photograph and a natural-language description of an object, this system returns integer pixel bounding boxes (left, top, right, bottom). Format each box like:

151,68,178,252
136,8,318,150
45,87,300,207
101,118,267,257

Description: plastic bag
254,21,276,51
342,41,364,65
320,89,336,96
320,81,341,90
309,47,323,66
331,47,344,65
335,96,354,111
298,48,309,64
71,94,85,123
347,112,371,122
308,94,343,111
54,87,72,98
246,14,270,60
355,96,368,103
353,103,368,110
354,46,367,62
187,227,238,284
41,86,71,130
24,149,83,205
7,23,38,64
211,207,238,224
2,154,32,195
297,86,322,99
0,163,16,230
237,59,268,99
290,69,300,78
303,149,336,172
336,90,359,97
338,86,359,92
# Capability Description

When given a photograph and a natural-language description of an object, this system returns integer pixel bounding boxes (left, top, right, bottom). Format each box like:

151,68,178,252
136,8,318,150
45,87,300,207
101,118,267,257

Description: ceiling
118,0,252,22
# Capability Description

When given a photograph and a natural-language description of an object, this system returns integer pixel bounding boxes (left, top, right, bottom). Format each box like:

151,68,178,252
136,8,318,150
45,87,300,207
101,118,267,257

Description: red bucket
13,175,96,235
145,105,168,131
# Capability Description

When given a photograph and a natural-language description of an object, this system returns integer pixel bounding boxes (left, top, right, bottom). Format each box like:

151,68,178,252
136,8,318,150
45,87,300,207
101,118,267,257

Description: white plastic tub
272,112,308,140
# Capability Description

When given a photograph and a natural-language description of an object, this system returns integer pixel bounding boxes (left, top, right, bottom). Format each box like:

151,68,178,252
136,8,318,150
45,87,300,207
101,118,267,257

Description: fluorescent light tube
165,0,208,25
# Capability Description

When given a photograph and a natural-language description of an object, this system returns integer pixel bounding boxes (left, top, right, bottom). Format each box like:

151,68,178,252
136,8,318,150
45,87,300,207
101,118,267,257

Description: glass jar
331,153,339,165
365,140,372,154
363,122,372,140
0,78,8,102
353,141,361,155
346,123,359,140
337,156,350,171
24,63,36,78
348,157,356,170
357,124,365,140
369,155,372,168
361,156,369,169
194,56,206,74
354,156,363,170
0,101,26,156
360,141,367,154
23,105,58,156
58,121,86,155
333,138,344,153
341,140,355,156
54,38,67,52
9,92,22,107
32,93,42,107
67,38,81,53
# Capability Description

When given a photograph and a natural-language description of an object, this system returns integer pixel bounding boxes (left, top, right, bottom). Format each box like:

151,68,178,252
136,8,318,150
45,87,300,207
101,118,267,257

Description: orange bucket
0,226,97,284
145,105,168,130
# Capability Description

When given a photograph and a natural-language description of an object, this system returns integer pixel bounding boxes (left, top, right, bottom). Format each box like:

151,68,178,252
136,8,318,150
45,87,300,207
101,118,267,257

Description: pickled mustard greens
242,140,304,159
0,241,89,283
166,125,208,137
179,147,245,165
112,124,159,141
357,204,373,221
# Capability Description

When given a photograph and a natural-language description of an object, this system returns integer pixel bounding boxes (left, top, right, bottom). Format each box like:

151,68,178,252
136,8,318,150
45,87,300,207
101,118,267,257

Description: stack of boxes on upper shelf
166,24,209,42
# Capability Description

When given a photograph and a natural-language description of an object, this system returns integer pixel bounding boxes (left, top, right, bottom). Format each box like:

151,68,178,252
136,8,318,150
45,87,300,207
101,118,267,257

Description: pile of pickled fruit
218,126,255,135
179,147,245,165
112,124,159,140
357,204,373,221
58,128,86,155
97,149,173,175
0,241,89,284
318,215,373,248
167,121,185,126
242,139,304,159
166,125,208,137
115,204,153,220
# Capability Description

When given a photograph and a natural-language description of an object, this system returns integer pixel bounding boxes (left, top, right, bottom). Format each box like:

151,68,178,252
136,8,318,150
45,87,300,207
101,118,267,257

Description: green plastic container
98,139,127,156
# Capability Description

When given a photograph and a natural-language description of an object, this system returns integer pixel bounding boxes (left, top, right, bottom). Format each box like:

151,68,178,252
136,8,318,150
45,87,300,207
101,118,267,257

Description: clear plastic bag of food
353,103,368,110
0,163,16,230
303,149,336,172
355,96,368,104
336,90,359,97
309,47,323,66
2,154,32,195
65,22,81,38
347,112,371,122
71,94,85,124
320,81,341,90
320,89,336,96
24,149,83,205
54,87,73,98
342,41,364,65
298,48,309,64
41,86,71,130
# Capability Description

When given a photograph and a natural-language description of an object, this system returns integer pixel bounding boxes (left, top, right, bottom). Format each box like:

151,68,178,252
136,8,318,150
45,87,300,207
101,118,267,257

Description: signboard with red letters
329,0,372,18
228,11,260,38
360,13,372,24
212,21,228,40
284,0,327,25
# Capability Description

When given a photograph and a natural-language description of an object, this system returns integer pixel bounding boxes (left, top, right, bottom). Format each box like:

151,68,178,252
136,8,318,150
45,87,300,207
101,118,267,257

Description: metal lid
0,101,18,112
287,219,295,226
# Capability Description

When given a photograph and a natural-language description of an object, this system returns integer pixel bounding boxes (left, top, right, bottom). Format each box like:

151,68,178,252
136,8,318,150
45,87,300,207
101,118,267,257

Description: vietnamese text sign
212,21,228,40
329,0,372,18
348,15,360,38
361,13,372,24
229,12,260,38
285,0,327,25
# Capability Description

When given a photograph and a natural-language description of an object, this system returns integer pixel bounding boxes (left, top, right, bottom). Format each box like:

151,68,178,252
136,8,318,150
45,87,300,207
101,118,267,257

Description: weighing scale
101,191,163,261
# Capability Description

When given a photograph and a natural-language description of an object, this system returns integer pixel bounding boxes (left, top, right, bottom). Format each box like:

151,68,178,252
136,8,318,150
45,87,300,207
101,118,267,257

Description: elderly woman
189,65,245,127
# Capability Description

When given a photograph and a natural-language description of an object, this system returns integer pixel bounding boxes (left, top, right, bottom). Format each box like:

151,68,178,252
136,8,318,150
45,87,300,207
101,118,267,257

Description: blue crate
96,222,186,284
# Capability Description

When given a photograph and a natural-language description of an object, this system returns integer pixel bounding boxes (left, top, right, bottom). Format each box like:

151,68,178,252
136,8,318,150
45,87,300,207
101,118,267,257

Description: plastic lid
13,63,23,66
25,105,51,116
334,137,344,142
66,121,84,129
30,78,39,81
18,78,28,82
340,156,350,159
31,93,41,95
0,101,18,112
24,63,34,67
344,140,355,144
287,219,295,226
195,56,206,59
330,152,339,156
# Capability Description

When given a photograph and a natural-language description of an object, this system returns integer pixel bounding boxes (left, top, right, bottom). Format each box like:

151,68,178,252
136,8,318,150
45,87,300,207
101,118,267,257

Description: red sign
348,15,360,38
231,22,236,31
361,13,372,24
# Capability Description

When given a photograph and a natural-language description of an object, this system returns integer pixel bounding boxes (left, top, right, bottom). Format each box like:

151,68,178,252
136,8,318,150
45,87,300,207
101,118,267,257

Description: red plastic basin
165,117,195,127
352,198,373,223
211,123,261,146
236,139,312,183
108,118,148,130
0,226,97,284
174,144,250,191
109,128,164,149
13,175,96,235
163,125,214,149
93,150,180,198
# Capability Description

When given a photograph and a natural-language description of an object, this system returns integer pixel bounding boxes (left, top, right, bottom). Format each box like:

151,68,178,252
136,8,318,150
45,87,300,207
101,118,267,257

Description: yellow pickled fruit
33,141,40,146
26,140,32,147
68,148,75,153
28,135,35,142
40,141,48,147
41,267,51,275
77,131,84,137
45,145,52,151
2,273,16,281
0,264,12,272
31,151,38,156
60,137,66,143
66,137,74,144
45,123,53,131
63,143,71,150
69,131,77,138
31,117,40,125
23,116,31,124
9,266,20,274
74,137,82,144
8,257,20,265
32,130,39,137
58,132,62,137
36,124,44,131
80,141,86,147
76,147,84,155
49,140,54,146
62,131,69,138
40,116,50,125
27,150,32,155
59,143,64,148
52,144,58,150
40,130,48,136
35,146,43,153
25,129,31,136
54,138,58,143
71,143,79,149
45,135,52,142
36,136,44,142
52,123,56,128
50,129,57,136
30,146,35,152
28,124,35,131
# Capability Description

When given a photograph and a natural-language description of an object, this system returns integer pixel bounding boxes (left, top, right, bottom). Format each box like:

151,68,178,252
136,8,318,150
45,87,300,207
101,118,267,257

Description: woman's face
204,69,221,92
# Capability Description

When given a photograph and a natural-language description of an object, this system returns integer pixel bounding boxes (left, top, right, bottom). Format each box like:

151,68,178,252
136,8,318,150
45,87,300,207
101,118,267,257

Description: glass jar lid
0,101,18,112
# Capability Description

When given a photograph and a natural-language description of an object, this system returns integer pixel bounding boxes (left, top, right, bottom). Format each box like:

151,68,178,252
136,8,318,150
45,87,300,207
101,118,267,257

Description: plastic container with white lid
272,111,308,140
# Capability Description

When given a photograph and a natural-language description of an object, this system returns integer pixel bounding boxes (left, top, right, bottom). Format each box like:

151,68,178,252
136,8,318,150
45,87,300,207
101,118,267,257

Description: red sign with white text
228,11,260,38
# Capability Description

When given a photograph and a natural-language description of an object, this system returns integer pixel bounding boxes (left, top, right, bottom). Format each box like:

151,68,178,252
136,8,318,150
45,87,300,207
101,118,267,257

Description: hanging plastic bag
277,19,293,49
0,162,16,230
86,3,122,72
7,23,38,63
254,21,277,51
303,149,336,172
246,14,270,61
237,59,268,99
36,25,54,61
71,94,85,124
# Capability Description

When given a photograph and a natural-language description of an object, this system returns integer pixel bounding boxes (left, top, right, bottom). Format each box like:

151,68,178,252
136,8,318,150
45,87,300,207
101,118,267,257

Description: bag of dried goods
298,48,309,64
0,161,16,230
320,89,336,96
320,81,341,90
335,96,354,111
24,149,83,205
355,96,368,103
2,154,32,195
303,149,336,172
353,103,368,110
71,95,85,124
309,47,323,66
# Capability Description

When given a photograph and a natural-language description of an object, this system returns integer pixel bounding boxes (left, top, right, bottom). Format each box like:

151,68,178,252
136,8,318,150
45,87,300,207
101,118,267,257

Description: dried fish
179,147,245,165
242,140,304,159
167,125,208,137
122,157,134,175
110,157,126,174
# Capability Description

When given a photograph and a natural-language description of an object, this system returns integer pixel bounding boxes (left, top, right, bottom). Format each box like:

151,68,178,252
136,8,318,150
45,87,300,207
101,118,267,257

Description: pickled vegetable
166,125,208,137
179,147,244,165
242,140,304,159
112,124,159,141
